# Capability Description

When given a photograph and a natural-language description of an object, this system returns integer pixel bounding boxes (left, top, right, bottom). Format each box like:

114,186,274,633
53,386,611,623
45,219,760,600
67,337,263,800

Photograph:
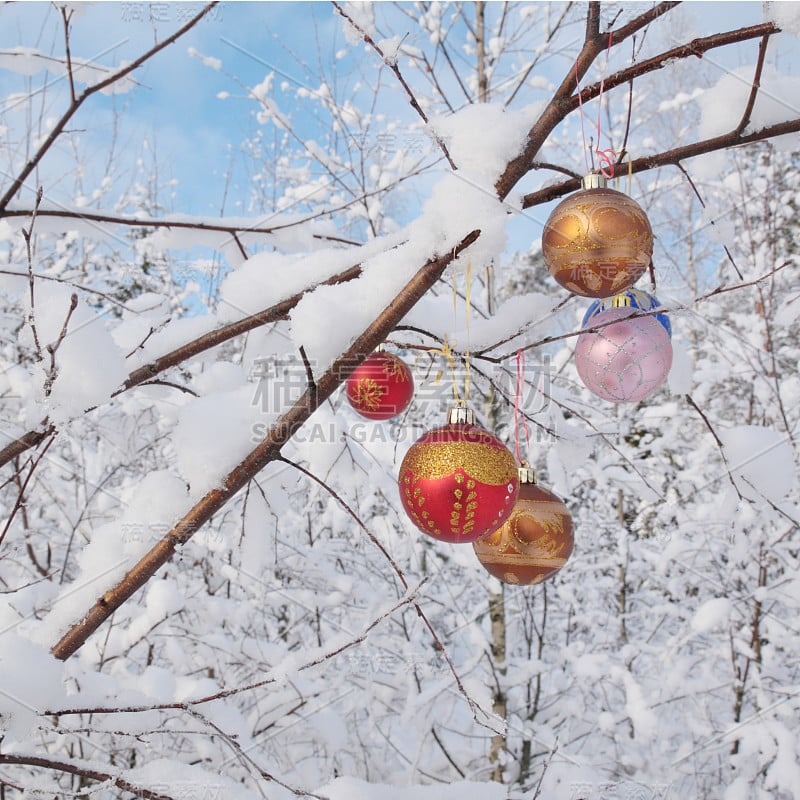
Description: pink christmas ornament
575,306,673,403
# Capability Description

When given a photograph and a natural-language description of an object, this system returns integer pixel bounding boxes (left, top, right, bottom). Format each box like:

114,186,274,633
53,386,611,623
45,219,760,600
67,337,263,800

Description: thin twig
734,35,770,136
331,1,458,170
675,161,744,280
279,455,408,589
0,434,56,548
43,293,78,397
472,260,791,361
138,379,198,396
48,584,428,715
298,345,317,408
685,394,743,500
60,5,77,104
186,707,326,799
21,187,44,361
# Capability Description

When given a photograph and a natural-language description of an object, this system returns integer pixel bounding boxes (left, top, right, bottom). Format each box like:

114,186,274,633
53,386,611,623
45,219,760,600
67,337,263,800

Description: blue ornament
582,288,671,337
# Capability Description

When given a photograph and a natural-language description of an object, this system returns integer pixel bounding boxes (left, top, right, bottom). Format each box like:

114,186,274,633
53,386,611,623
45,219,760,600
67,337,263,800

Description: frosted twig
431,726,466,777
472,260,791,361
47,584,428,715
186,707,328,799
331,1,458,171
43,293,78,398
0,267,138,312
279,455,409,589
531,737,559,799
279,454,494,727
21,186,44,361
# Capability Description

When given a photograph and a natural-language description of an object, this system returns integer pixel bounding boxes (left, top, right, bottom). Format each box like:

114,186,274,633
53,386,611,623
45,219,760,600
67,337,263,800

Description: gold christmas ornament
473,467,574,585
542,174,653,298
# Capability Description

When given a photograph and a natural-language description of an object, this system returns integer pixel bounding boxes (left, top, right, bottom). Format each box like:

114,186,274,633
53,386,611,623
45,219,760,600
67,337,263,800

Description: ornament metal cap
447,405,476,425
611,294,633,308
581,173,608,190
518,466,537,484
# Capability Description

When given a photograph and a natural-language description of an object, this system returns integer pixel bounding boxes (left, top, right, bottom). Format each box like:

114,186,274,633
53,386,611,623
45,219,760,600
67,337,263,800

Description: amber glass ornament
399,407,519,544
473,467,574,585
542,173,653,298
346,351,414,421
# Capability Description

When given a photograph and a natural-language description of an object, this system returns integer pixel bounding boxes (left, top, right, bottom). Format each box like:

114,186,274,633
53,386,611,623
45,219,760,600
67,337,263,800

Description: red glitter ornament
473,467,574,585
346,351,414,421
398,407,519,544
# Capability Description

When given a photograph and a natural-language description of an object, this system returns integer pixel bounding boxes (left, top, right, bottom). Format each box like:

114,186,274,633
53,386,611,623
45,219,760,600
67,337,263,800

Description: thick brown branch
578,22,778,108
521,118,800,208
0,754,179,800
585,2,600,42
500,18,775,200
51,229,480,661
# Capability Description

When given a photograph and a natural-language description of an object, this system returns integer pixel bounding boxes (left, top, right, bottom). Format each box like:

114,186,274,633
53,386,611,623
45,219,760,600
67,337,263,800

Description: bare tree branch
51,229,480,661
734,34,770,136
0,753,182,800
521,118,800,209
0,2,219,213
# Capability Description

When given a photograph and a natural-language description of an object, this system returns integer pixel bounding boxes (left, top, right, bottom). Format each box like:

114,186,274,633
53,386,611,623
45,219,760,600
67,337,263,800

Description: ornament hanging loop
448,405,475,425
582,173,607,190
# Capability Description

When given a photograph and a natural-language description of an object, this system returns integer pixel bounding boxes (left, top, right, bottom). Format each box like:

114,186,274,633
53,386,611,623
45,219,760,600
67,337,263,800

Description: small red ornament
346,351,414,421
398,407,519,544
473,467,574,585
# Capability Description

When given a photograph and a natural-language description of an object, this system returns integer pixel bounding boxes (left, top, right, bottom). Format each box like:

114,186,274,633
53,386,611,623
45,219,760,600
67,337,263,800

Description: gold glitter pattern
400,430,518,486
398,424,519,542
542,187,653,299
